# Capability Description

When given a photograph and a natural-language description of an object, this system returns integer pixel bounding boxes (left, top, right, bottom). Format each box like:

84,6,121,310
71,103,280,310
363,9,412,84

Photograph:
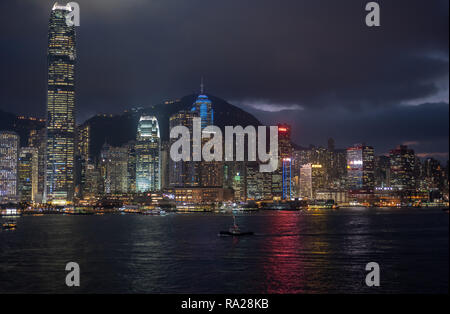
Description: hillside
84,94,262,158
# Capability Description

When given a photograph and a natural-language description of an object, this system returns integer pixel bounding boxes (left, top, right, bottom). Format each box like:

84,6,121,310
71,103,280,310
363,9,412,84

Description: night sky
0,0,448,159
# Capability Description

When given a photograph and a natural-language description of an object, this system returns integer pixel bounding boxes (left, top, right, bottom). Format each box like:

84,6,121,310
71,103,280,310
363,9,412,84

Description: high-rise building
18,147,39,203
282,158,292,200
246,162,272,200
347,144,375,193
83,163,101,200
374,155,391,187
191,83,214,129
160,141,170,190
169,110,200,187
75,123,90,199
223,161,247,202
299,163,326,199
124,141,137,193
29,128,46,203
100,144,129,194
276,124,293,199
45,3,76,205
191,90,222,187
136,116,161,192
389,145,416,190
0,131,20,204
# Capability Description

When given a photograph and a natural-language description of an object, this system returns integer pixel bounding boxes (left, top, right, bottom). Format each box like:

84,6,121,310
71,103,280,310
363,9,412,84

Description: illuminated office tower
299,163,326,199
136,116,161,192
223,161,247,202
282,158,292,200
18,147,39,203
274,124,293,199
100,144,129,194
29,128,46,203
160,141,170,190
389,145,416,190
347,144,375,193
76,124,90,193
124,141,137,193
0,131,20,204
191,86,222,187
191,81,214,129
246,163,272,200
299,164,312,199
45,3,76,205
169,110,200,187
278,124,293,158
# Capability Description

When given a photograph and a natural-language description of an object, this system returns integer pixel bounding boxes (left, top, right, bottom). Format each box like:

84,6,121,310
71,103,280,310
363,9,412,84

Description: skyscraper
299,163,326,199
100,144,129,194
0,131,20,204
29,128,46,203
18,147,39,203
191,88,222,187
347,144,375,194
45,3,76,205
136,116,161,192
169,110,199,187
276,124,293,199
389,145,416,190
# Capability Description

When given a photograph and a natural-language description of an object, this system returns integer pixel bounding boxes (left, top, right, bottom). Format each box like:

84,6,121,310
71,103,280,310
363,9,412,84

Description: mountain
84,94,262,159
0,109,45,146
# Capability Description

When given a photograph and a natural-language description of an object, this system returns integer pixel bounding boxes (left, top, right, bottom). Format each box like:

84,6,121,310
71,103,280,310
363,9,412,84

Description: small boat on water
1,208,21,218
220,216,254,237
2,222,17,230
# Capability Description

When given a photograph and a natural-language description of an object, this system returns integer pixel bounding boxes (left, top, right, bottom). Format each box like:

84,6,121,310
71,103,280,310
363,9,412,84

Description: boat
219,216,254,236
2,222,17,230
1,208,21,218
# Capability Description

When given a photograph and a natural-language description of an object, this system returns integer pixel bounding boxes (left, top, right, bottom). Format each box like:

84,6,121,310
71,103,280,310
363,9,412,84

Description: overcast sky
0,0,448,159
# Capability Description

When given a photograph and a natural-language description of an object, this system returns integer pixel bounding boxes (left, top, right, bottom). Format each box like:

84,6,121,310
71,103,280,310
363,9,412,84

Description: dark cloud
0,0,448,157
243,102,449,160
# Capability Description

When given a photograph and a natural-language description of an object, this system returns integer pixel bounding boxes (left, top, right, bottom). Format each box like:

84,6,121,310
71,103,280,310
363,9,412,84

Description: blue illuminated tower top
191,78,214,129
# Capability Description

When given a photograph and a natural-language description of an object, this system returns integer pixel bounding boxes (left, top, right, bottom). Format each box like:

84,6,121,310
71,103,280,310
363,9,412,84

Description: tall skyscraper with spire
136,116,161,192
191,80,222,187
45,3,76,205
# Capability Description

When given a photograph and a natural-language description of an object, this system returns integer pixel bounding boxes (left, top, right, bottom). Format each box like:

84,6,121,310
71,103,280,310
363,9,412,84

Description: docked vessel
1,208,21,218
219,216,254,237
2,222,17,230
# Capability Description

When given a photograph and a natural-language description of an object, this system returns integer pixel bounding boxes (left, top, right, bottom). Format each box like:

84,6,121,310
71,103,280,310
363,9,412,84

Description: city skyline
0,0,448,160
0,1,448,297
0,1,448,206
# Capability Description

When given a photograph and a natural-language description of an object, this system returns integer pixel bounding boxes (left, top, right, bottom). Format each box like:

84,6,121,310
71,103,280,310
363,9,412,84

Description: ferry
1,208,21,218
219,216,254,237
2,222,17,230
307,200,339,210
118,205,140,214
140,208,167,216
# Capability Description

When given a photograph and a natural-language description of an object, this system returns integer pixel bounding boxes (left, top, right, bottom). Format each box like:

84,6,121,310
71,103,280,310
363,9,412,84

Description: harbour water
0,208,448,293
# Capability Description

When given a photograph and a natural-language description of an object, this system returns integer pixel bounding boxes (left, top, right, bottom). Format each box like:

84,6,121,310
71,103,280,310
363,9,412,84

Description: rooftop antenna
200,76,204,94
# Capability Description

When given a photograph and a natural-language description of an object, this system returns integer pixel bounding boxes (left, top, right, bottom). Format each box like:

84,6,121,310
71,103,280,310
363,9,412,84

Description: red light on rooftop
278,127,288,132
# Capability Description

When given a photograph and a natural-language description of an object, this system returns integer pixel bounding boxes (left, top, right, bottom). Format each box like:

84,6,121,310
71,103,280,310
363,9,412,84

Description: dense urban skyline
0,0,448,160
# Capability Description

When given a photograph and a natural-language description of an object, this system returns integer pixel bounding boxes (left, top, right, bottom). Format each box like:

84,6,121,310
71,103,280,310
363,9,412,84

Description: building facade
18,147,39,203
0,131,20,204
347,144,375,194
45,3,77,205
136,116,161,192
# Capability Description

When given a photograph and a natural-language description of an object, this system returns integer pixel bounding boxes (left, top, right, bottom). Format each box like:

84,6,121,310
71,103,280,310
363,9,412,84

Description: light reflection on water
0,208,448,293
